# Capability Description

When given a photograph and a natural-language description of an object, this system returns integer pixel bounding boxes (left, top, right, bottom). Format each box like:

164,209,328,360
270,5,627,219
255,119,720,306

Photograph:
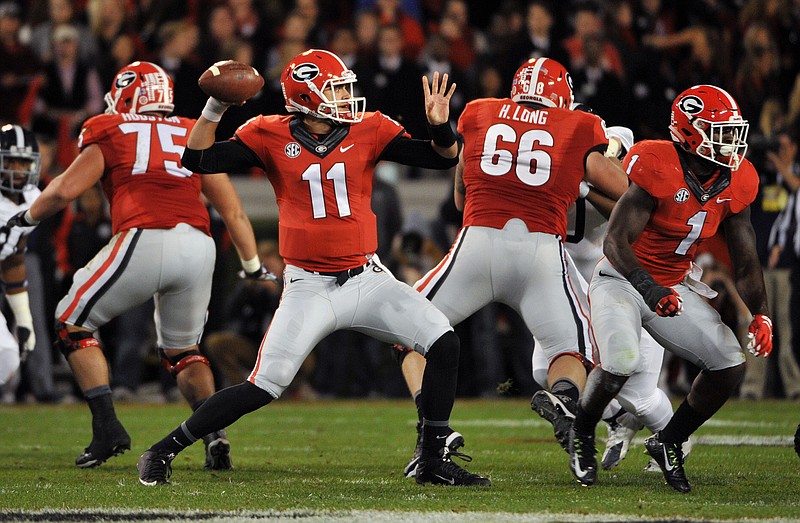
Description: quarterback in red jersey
137,49,490,488
568,85,772,492
6,61,266,470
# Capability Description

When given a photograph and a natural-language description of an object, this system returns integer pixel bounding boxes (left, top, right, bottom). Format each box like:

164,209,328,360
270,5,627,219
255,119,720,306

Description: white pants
590,258,745,375
249,256,452,398
56,223,215,349
414,220,593,366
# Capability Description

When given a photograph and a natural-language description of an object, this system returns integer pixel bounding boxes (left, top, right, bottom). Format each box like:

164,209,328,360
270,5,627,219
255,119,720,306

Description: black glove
238,264,278,283
7,210,37,228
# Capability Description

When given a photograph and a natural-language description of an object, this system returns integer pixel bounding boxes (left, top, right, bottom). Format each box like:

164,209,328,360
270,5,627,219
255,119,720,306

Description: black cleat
137,449,175,486
416,455,490,487
644,432,691,493
404,424,465,478
531,390,576,453
568,426,597,487
203,429,232,471
75,420,131,468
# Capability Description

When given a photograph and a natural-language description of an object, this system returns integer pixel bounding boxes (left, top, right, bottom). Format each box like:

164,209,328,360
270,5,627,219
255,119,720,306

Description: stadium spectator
27,0,97,64
155,20,206,119
563,2,624,79
510,0,570,81
372,0,425,59
0,2,44,125
354,24,427,153
32,24,104,148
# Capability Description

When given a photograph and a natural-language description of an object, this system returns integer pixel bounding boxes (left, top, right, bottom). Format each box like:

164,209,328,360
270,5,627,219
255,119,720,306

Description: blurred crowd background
2,0,800,405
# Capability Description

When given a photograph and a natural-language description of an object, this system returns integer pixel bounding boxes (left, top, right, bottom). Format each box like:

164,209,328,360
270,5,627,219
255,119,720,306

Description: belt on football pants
305,261,370,286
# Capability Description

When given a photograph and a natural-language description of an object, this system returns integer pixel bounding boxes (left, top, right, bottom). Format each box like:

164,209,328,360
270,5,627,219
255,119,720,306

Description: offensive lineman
6,61,267,470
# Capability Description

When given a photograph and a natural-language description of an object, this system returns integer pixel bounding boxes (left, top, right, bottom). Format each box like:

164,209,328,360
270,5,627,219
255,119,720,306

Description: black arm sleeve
378,135,462,169
181,139,266,174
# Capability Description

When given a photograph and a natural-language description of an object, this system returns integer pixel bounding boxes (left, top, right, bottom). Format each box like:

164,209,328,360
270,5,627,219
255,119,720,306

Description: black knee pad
54,321,101,358
424,330,460,369
160,348,210,378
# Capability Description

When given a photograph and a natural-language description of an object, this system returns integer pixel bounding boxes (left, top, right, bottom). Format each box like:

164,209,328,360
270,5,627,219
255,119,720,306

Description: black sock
85,385,116,432
660,400,709,445
421,420,449,460
413,391,423,425
150,381,272,455
551,378,579,404
573,404,601,435
419,332,459,422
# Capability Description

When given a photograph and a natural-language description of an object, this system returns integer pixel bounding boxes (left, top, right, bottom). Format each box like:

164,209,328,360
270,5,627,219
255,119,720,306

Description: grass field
1,398,798,522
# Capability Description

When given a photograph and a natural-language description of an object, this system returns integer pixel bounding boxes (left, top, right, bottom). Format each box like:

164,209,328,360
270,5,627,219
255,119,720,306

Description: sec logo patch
674,188,690,203
285,142,301,158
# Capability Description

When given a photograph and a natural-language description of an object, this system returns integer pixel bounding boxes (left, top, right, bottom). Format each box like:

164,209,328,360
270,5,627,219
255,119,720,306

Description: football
198,60,264,104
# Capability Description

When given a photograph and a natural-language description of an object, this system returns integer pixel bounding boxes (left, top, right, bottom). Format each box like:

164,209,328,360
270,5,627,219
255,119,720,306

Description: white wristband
201,97,230,122
7,291,32,326
605,137,622,159
240,255,261,274
579,181,591,198
24,209,40,226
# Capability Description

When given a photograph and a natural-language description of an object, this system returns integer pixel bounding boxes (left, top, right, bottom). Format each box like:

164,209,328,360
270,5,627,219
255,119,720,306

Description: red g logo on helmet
104,61,175,116
281,49,365,124
669,85,749,170
510,57,573,109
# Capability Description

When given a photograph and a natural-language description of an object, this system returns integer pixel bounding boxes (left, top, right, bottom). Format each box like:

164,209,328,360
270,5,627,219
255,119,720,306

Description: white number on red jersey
480,123,553,186
119,122,192,178
675,210,708,256
302,163,351,218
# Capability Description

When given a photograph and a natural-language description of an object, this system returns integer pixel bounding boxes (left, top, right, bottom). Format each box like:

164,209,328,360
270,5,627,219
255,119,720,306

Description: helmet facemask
692,118,749,170
0,125,40,195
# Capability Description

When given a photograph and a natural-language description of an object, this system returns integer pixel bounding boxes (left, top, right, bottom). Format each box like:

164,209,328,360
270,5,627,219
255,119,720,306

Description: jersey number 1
676,210,707,256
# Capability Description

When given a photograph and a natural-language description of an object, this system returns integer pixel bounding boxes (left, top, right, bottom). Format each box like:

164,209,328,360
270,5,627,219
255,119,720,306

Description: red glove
654,288,683,317
747,314,773,357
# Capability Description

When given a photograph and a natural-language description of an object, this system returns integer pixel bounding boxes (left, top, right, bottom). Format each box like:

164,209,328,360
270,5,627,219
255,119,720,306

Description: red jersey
458,98,609,238
234,111,407,272
78,113,210,236
623,140,759,286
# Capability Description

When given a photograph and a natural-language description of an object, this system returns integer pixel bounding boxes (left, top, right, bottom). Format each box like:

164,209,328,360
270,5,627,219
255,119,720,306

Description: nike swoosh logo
716,197,731,203
663,447,674,471
435,435,448,440
172,437,185,448
290,278,303,283
434,474,455,485
572,454,589,478
340,144,354,153
598,271,610,277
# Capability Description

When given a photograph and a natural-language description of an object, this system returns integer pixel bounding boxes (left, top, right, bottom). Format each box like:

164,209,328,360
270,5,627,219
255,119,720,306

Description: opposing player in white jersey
0,124,40,387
